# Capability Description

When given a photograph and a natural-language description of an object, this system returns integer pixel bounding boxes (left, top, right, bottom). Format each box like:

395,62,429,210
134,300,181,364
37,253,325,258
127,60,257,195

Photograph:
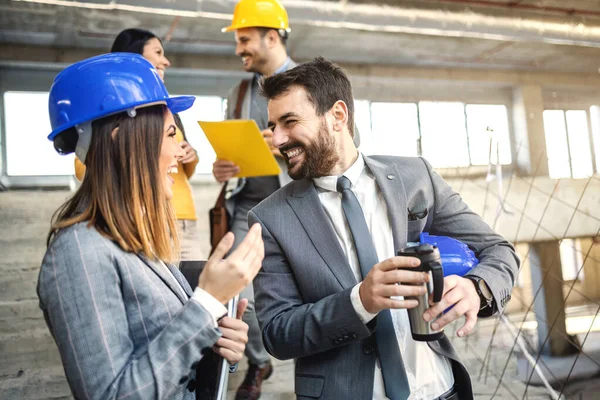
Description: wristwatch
466,276,495,316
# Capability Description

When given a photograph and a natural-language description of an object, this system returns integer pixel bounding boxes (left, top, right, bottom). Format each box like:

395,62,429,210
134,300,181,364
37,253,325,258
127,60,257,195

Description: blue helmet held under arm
419,232,480,276
47,53,195,161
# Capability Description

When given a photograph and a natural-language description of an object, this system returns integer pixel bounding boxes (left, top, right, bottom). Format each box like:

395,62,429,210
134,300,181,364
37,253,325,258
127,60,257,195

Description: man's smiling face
268,85,339,180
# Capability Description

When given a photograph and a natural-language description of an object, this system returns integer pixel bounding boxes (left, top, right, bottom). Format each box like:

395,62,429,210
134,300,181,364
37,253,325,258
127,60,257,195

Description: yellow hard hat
222,0,290,33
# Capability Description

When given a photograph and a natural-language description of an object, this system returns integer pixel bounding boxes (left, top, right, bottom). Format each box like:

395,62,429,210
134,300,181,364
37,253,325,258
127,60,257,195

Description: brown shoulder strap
215,181,228,208
234,79,251,119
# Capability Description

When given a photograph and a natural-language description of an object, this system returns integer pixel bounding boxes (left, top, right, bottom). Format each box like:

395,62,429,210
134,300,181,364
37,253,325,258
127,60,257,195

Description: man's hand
198,223,264,304
180,140,198,164
212,159,240,182
423,275,481,338
262,129,282,158
359,256,429,314
213,298,249,364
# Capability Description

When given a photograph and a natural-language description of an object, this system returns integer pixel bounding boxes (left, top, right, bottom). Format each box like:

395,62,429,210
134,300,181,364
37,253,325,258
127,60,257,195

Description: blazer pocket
295,374,325,399
407,216,428,242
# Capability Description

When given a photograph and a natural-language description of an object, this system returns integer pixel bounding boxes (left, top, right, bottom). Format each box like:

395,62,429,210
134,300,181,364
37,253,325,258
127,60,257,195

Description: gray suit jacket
37,222,221,399
248,155,519,399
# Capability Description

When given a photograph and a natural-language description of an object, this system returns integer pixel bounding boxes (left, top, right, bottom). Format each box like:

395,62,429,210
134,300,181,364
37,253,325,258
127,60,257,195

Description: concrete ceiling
3,0,600,74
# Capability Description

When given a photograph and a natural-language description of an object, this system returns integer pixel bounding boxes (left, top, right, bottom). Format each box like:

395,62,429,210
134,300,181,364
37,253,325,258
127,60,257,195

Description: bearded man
248,57,519,400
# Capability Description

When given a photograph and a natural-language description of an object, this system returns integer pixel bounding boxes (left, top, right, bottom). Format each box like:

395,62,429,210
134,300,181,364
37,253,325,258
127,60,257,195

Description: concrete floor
1,188,599,399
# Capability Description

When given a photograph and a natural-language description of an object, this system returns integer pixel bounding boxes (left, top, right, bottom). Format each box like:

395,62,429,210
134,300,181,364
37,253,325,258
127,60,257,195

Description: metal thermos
397,244,445,342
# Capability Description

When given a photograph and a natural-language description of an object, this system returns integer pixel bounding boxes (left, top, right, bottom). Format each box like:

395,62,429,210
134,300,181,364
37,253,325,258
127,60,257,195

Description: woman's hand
213,298,249,364
180,140,198,164
198,223,264,304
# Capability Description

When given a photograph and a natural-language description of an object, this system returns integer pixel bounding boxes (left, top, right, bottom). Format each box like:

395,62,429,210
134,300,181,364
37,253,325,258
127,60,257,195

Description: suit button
350,333,357,339
364,345,374,355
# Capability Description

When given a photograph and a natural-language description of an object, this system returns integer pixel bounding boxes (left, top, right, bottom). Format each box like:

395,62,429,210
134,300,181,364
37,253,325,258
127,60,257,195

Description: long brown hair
48,105,180,262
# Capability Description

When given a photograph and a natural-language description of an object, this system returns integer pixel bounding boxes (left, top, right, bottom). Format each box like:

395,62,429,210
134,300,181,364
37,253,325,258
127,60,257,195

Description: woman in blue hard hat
74,28,204,261
38,53,264,399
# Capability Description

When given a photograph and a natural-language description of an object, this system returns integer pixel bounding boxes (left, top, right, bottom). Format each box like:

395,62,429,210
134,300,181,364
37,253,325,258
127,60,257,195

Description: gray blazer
37,222,220,399
248,155,519,399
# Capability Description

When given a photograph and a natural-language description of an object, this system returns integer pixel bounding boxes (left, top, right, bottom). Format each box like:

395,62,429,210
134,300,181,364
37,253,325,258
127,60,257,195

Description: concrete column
582,238,600,301
529,241,579,356
512,85,549,177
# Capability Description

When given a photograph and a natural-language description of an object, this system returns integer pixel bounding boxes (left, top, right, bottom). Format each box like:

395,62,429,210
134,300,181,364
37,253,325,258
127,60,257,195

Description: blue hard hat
47,53,195,153
419,232,479,276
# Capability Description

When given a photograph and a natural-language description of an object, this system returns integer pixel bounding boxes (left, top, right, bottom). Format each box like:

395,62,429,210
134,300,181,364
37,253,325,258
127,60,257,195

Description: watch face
478,279,493,301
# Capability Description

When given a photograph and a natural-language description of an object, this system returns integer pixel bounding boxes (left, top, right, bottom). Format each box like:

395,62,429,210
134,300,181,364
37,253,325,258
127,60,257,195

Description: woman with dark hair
75,28,203,260
110,28,171,80
39,53,264,399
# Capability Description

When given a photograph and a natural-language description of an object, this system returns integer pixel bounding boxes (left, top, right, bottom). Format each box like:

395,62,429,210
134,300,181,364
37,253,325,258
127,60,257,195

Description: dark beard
285,123,339,180
240,45,268,73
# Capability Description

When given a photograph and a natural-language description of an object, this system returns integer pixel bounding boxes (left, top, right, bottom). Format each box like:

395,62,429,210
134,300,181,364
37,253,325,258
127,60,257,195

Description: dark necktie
337,175,410,400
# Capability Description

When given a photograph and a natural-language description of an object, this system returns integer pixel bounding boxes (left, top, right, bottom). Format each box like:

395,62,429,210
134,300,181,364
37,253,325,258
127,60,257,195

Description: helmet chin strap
74,107,137,163
74,121,92,163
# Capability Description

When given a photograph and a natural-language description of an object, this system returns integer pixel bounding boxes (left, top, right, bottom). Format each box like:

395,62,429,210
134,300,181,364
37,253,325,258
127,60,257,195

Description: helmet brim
48,95,196,142
221,24,291,33
166,95,196,115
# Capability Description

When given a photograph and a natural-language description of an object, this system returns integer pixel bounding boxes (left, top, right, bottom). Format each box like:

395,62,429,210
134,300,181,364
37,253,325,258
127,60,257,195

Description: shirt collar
313,152,365,192
254,56,291,80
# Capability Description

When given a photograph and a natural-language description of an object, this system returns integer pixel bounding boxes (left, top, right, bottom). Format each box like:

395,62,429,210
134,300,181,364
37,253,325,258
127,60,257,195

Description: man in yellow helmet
213,1,293,399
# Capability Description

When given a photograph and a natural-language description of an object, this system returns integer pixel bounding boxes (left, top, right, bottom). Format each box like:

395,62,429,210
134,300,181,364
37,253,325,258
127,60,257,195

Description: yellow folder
198,119,281,178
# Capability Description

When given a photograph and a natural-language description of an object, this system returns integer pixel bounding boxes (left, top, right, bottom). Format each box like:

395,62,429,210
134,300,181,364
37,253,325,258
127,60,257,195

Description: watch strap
467,276,496,316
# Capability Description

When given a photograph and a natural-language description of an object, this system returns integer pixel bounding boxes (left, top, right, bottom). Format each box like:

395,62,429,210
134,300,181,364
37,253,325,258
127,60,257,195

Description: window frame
542,108,597,179
354,99,514,172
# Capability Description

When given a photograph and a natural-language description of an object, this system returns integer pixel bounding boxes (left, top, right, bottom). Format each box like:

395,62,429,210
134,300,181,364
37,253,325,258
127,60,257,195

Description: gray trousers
230,200,271,367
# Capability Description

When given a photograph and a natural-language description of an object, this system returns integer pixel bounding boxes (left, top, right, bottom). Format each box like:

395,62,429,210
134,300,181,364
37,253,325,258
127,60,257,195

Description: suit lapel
286,180,357,289
363,156,409,253
165,262,194,298
137,254,189,305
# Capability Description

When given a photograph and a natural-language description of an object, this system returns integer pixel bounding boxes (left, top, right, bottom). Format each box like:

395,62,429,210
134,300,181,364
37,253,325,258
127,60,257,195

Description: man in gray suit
249,57,519,399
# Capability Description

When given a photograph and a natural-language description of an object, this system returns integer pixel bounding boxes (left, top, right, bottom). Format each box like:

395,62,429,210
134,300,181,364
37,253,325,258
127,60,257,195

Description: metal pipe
428,0,600,18
280,0,600,48
12,0,600,48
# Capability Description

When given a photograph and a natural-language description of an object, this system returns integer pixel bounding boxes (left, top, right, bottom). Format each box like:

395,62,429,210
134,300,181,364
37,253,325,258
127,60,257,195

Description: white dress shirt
160,261,227,327
313,153,454,400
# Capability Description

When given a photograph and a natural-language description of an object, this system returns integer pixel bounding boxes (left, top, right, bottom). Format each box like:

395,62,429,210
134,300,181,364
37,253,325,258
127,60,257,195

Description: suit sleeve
421,157,520,315
248,210,374,360
37,229,221,400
